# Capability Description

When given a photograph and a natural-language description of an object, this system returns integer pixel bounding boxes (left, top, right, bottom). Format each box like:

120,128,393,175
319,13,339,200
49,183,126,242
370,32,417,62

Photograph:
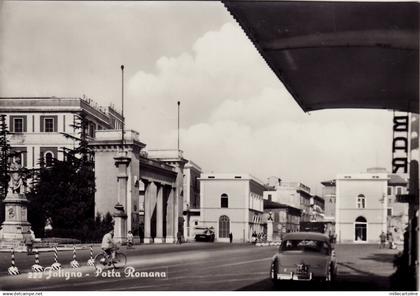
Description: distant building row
1,97,326,243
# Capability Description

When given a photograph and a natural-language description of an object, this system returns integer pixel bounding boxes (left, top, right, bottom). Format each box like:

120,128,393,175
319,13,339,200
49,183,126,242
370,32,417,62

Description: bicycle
93,248,127,270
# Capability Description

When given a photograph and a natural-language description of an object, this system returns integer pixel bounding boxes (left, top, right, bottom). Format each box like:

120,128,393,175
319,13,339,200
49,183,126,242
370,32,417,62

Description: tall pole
121,65,125,150
177,101,180,152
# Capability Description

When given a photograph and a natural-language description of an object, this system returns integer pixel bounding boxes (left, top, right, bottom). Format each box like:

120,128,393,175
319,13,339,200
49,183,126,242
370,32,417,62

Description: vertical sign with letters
392,112,409,174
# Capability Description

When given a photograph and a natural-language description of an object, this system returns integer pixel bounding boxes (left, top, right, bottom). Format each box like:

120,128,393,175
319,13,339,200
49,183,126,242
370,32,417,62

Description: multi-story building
310,195,325,222
263,199,301,240
263,181,312,222
387,174,409,242
0,97,123,169
336,168,389,243
199,173,265,242
321,179,336,223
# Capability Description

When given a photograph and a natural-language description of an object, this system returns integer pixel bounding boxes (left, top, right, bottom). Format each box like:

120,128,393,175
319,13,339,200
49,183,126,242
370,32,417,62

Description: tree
0,115,11,223
27,112,96,241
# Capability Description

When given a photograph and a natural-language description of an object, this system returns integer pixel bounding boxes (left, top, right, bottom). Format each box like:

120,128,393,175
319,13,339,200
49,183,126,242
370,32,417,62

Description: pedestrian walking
389,229,396,249
379,231,386,248
177,231,182,244
25,228,36,255
229,232,233,243
127,230,134,248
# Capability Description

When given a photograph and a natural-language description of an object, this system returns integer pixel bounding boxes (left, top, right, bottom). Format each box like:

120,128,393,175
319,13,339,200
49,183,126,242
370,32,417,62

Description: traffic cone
70,245,79,268
87,245,94,266
31,249,44,272
51,246,61,270
8,248,19,275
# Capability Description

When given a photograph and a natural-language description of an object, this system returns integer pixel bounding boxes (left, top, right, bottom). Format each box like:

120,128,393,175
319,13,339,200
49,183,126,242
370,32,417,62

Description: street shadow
359,253,396,264
237,275,392,291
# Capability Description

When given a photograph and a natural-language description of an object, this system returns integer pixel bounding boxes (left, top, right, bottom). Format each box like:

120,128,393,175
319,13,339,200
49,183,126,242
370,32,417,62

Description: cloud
125,21,394,193
126,22,279,144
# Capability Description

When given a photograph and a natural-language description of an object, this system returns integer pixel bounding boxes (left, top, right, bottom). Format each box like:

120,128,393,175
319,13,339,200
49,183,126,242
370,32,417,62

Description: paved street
0,242,400,291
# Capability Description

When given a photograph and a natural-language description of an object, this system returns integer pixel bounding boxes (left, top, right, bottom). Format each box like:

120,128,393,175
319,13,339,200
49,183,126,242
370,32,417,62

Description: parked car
269,232,337,284
194,227,215,242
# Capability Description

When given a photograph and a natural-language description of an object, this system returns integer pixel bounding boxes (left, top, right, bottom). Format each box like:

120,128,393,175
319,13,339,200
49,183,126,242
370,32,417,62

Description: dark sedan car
194,227,215,242
270,232,337,283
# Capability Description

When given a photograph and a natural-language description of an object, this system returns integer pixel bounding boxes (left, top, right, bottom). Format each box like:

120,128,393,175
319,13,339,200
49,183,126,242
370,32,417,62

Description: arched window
221,193,228,208
355,216,367,241
219,215,230,238
357,194,366,209
45,152,54,167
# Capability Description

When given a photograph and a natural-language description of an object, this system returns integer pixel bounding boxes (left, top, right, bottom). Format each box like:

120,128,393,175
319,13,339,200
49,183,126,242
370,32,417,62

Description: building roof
263,199,301,212
199,173,265,186
223,1,419,114
388,174,408,186
321,179,336,187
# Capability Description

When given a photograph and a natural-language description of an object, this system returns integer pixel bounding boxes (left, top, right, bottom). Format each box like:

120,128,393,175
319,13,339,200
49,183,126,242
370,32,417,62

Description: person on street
379,231,386,248
389,229,396,249
177,231,182,244
127,230,134,249
229,232,233,243
101,229,116,262
25,228,36,255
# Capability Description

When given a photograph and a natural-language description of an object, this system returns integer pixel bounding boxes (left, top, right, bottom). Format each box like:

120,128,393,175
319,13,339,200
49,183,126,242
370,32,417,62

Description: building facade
199,173,265,242
387,174,409,243
0,97,123,169
263,199,301,240
182,161,202,240
90,130,179,244
336,171,388,243
321,179,336,223
310,195,325,222
263,181,312,222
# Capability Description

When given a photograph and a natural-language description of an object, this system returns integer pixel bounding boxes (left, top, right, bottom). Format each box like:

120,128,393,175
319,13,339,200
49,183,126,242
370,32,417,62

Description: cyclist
101,229,116,264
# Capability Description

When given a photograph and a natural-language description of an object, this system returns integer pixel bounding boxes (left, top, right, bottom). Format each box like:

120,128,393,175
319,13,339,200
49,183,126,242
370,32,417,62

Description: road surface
0,242,400,291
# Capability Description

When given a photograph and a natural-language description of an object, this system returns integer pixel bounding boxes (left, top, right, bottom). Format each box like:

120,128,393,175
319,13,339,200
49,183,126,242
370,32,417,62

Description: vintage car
270,232,337,284
194,227,215,242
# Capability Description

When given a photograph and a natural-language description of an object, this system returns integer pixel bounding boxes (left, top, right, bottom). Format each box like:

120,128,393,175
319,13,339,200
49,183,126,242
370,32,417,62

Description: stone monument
0,155,32,249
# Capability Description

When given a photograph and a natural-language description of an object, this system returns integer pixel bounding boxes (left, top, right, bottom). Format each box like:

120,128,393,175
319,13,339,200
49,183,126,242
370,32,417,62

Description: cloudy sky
0,1,394,194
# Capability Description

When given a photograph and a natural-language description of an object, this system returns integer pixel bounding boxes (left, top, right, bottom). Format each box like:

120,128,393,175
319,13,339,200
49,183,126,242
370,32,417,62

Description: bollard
51,246,61,270
8,248,19,275
70,245,79,268
87,245,94,266
31,249,44,272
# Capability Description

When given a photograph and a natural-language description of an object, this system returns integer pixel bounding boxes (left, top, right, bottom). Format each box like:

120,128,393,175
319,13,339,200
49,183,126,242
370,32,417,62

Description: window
14,118,23,133
40,147,58,167
387,208,393,216
268,194,272,201
219,215,230,238
357,194,366,209
396,187,402,195
45,152,54,167
221,193,228,208
10,116,26,133
45,118,54,132
387,186,393,196
89,123,96,138
41,116,57,132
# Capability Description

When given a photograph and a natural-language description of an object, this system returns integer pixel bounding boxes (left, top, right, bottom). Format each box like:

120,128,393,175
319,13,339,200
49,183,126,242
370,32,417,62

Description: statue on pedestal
8,156,26,194
0,155,32,250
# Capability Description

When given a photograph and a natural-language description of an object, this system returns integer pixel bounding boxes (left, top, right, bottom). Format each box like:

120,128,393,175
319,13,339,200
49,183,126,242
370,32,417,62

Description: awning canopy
223,1,419,113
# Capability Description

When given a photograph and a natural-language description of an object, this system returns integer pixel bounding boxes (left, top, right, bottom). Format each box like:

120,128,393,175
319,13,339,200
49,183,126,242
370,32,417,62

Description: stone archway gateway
89,130,181,244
